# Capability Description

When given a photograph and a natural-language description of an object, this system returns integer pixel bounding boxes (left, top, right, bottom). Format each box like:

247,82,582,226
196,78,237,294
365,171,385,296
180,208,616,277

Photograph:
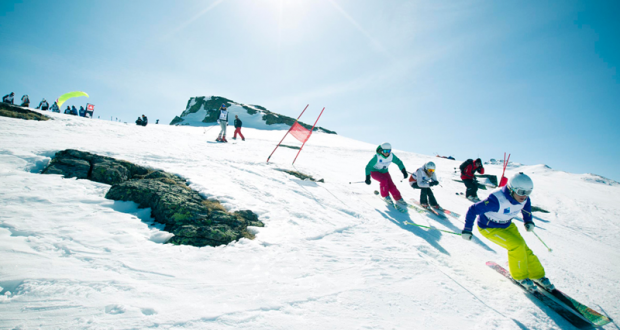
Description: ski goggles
382,149,391,155
426,169,435,173
511,187,532,197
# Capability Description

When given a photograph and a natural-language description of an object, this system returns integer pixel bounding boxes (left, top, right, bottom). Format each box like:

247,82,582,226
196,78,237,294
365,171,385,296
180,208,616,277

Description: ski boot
216,137,222,142
432,204,442,210
533,277,555,291
517,278,537,291
232,137,236,140
420,203,430,209
222,136,228,143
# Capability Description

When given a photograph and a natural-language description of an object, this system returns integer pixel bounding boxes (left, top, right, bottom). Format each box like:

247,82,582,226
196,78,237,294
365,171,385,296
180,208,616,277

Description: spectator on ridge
3,92,15,104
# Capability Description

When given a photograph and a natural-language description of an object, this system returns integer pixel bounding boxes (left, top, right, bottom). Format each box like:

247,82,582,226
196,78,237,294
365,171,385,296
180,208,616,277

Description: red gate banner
290,122,311,143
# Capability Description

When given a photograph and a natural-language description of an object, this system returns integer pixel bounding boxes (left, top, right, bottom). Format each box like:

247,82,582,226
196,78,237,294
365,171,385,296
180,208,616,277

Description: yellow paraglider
57,91,89,108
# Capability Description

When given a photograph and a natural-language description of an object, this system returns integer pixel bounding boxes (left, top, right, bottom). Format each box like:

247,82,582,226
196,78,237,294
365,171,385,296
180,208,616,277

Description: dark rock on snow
42,149,263,247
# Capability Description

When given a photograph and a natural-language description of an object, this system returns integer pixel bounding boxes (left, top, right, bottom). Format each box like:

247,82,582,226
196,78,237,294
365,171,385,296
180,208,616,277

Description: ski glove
525,222,535,232
401,168,408,179
430,181,439,187
461,230,473,241
365,175,371,185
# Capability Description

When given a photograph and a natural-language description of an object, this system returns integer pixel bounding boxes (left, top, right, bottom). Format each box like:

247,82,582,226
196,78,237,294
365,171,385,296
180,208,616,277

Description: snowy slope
1,111,619,329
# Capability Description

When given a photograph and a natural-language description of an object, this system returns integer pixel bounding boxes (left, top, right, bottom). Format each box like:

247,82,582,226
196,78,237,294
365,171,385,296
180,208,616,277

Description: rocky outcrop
275,169,324,183
0,102,50,121
42,149,263,247
170,95,337,134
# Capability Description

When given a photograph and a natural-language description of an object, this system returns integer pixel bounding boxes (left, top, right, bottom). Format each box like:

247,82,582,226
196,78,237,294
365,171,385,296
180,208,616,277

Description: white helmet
508,172,533,196
424,161,436,172
378,142,392,158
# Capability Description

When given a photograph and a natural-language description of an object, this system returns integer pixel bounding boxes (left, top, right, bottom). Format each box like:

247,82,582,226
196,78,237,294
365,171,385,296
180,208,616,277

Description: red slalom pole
292,107,325,165
267,104,309,163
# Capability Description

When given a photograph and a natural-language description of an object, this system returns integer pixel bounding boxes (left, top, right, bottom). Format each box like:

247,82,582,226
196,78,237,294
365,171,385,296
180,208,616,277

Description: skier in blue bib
461,172,554,291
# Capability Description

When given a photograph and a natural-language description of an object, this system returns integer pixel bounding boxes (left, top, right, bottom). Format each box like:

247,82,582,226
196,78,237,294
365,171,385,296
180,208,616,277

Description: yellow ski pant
479,222,545,281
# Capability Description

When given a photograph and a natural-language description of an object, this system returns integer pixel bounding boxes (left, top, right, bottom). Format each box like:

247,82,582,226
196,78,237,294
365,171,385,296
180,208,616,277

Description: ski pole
349,181,365,184
404,222,462,236
532,231,552,252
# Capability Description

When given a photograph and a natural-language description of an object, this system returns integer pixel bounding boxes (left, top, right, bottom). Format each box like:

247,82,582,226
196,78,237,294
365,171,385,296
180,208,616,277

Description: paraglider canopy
57,91,89,108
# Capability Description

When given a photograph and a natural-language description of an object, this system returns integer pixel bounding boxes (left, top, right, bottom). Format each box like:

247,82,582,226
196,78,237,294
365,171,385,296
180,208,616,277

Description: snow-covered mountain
1,109,619,329
170,95,336,134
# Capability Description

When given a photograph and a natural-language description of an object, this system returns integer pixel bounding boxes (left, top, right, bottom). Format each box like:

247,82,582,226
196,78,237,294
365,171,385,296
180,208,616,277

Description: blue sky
1,0,619,181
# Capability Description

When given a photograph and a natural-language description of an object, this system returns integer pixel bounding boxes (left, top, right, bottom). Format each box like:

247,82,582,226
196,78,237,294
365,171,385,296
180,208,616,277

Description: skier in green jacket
365,142,409,210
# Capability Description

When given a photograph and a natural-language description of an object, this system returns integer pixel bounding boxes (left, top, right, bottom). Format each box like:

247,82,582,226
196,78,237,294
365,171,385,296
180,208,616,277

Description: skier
37,98,49,110
3,92,15,104
79,106,86,117
136,116,143,126
460,158,485,201
141,114,148,126
365,142,409,210
461,172,554,291
64,106,72,114
216,104,229,142
20,95,30,107
232,115,245,141
50,101,60,113
408,161,440,209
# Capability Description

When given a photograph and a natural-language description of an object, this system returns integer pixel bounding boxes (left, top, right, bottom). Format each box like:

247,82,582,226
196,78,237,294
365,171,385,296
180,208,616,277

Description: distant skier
79,106,86,117
408,161,440,209
141,114,148,126
20,95,30,107
136,116,143,126
365,142,409,210
64,106,72,114
37,98,49,110
50,102,60,113
216,104,229,142
461,172,554,291
232,114,245,141
3,92,15,104
460,158,485,201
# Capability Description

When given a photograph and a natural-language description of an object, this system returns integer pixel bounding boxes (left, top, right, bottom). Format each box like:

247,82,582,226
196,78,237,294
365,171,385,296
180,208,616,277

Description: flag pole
292,107,325,165
266,104,309,163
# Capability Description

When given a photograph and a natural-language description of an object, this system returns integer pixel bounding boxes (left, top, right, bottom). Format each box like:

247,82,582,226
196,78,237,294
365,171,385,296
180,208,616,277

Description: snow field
0,110,619,329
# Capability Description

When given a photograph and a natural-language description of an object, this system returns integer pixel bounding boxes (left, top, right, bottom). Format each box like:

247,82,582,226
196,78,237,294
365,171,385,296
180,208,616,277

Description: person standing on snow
461,172,554,291
408,161,440,209
3,92,15,104
216,103,229,142
20,94,30,107
37,98,49,110
460,158,485,201
232,115,245,141
50,101,60,113
365,142,409,209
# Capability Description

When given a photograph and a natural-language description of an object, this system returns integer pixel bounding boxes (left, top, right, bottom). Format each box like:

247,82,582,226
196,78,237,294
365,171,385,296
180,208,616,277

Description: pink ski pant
371,171,402,201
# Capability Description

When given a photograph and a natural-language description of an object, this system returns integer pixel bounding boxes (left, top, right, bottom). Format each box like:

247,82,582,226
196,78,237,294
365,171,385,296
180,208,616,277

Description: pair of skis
408,198,461,219
487,261,611,328
373,190,407,213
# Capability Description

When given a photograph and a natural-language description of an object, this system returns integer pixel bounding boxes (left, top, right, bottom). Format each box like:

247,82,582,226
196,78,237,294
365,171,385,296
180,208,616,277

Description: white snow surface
1,111,619,329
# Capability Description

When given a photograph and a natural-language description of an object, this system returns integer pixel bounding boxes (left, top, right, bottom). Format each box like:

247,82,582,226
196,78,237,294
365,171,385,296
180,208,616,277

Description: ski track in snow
0,111,619,329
